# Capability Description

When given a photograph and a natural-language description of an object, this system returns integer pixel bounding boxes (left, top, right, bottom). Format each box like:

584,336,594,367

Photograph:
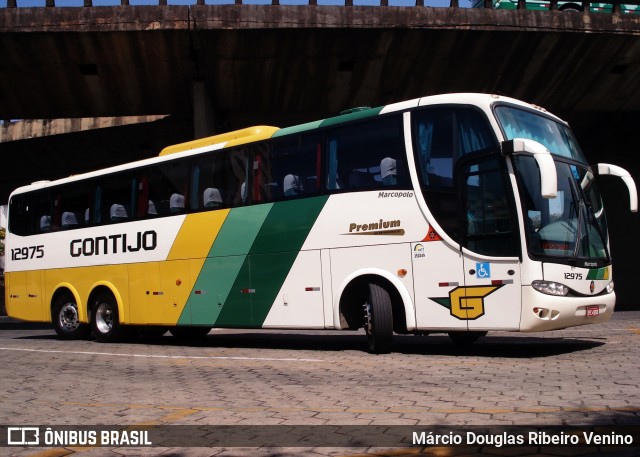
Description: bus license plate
586,305,599,317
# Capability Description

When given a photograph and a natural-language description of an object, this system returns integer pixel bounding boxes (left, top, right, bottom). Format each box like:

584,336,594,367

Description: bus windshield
514,157,609,262
496,105,609,262
495,106,588,163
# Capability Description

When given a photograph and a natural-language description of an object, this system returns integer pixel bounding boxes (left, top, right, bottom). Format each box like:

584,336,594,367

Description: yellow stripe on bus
167,210,230,261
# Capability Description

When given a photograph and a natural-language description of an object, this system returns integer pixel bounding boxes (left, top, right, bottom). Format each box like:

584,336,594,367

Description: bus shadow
8,325,605,359
148,332,604,359
0,321,53,331
392,334,606,358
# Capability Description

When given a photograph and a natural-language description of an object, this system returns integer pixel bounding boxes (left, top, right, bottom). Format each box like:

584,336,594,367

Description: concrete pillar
193,79,216,139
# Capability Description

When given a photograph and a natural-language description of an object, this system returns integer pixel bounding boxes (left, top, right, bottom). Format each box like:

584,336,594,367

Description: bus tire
52,293,90,340
448,331,487,345
91,292,123,343
363,283,393,354
169,326,212,340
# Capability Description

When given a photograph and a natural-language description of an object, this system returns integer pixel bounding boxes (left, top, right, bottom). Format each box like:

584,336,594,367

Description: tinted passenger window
96,173,136,224
413,107,497,188
412,107,498,243
252,134,321,203
462,156,519,256
10,191,53,235
190,148,249,210
326,116,408,192
140,161,189,217
54,182,95,229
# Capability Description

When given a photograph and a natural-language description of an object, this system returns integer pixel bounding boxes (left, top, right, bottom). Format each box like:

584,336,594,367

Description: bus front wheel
52,293,90,340
91,292,123,343
363,283,393,354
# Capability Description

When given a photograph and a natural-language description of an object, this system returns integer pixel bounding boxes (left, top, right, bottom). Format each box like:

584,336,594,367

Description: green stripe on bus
248,196,329,326
318,107,384,128
586,267,609,280
183,198,328,327
211,256,253,327
249,197,328,255
272,120,324,138
179,205,272,325
209,204,273,257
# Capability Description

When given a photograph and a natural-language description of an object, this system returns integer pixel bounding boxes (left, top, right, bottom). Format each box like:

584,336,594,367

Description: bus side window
253,134,321,202
326,115,407,193
251,142,273,203
98,173,136,224
231,149,250,205
189,148,249,210
8,193,31,236
461,157,519,257
22,191,51,234
32,191,52,235
143,161,188,217
58,181,94,230
412,107,498,243
191,155,218,211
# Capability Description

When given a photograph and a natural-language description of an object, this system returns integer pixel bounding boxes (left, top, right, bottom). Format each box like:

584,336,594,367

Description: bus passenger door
460,156,522,331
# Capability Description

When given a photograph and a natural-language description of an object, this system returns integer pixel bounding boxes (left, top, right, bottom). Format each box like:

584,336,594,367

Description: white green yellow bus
5,93,637,353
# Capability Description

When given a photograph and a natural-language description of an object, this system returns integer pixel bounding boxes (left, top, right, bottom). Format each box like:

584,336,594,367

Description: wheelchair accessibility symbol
476,262,491,279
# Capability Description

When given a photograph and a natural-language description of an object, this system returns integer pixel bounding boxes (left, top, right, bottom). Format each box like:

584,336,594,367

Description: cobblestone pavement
0,311,639,457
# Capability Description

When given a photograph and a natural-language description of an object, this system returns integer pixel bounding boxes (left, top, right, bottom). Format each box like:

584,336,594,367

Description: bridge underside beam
1,6,640,125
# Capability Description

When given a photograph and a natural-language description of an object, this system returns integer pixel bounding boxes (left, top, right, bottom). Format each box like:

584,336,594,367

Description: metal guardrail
3,0,639,10
4,0,460,7
4,0,444,6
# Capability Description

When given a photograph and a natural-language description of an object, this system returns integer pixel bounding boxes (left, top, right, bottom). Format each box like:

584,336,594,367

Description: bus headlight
532,280,569,296
606,281,614,294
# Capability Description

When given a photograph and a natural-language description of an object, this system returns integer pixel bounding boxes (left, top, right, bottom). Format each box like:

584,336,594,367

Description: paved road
0,311,639,456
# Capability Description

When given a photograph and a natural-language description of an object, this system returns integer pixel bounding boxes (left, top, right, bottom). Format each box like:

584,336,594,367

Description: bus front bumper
520,285,615,332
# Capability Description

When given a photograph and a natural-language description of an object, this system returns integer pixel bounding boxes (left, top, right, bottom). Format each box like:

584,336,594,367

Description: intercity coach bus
5,93,637,353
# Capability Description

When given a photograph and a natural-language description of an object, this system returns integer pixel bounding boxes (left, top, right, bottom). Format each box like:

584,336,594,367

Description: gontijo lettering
70,230,157,257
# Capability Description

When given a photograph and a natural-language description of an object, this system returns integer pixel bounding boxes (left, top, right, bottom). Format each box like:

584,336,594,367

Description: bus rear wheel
363,283,393,354
91,292,123,343
53,293,90,340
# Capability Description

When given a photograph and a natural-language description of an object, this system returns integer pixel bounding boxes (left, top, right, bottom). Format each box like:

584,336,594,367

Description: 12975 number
11,245,45,261
564,272,583,280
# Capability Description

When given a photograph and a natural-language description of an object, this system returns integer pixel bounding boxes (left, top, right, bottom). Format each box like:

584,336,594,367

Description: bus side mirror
502,138,558,199
597,163,638,213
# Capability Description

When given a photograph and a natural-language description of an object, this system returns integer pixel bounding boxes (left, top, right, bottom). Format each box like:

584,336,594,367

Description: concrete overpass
2,5,640,124
1,4,639,306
